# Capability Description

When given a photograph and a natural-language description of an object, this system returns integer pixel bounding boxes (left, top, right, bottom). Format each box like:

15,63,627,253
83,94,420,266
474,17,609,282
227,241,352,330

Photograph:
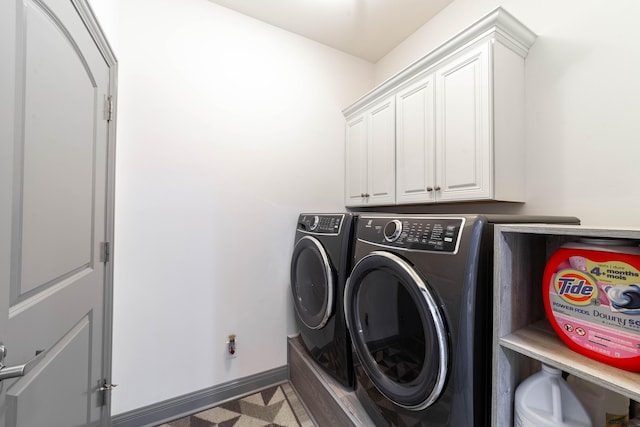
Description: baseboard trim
111,365,289,427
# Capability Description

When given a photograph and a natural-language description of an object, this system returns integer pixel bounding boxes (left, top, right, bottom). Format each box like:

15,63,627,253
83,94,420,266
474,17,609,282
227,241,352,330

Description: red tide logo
554,270,598,306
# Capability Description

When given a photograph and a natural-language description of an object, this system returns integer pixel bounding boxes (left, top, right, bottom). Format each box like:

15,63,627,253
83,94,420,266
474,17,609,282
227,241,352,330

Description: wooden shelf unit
492,224,640,426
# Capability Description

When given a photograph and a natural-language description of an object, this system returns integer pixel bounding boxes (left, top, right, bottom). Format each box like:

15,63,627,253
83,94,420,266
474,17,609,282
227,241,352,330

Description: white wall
87,0,640,418
375,0,640,227
89,0,374,415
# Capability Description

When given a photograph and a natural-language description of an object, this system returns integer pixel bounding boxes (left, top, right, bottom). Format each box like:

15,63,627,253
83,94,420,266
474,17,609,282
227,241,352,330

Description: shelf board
497,223,640,238
500,320,640,402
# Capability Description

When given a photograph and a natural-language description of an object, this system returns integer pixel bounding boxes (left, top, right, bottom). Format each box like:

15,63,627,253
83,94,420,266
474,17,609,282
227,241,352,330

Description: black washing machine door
345,250,449,410
291,235,335,329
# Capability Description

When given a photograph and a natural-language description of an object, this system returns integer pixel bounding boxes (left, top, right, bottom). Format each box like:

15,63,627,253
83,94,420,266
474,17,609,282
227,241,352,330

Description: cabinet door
435,42,492,202
345,114,368,206
396,74,436,205
367,97,396,205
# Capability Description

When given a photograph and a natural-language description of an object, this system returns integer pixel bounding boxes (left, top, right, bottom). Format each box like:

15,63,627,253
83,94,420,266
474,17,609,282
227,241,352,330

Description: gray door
0,0,116,425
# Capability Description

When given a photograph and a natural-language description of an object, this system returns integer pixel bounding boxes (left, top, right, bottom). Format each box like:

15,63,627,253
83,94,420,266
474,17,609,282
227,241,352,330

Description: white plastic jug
567,374,629,427
514,364,592,427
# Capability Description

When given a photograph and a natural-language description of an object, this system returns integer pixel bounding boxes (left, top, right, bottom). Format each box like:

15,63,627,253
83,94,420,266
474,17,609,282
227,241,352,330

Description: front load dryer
344,214,579,426
290,213,356,387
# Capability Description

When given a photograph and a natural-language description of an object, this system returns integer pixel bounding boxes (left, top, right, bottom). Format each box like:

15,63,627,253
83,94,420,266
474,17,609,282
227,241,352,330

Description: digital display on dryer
358,217,463,253
298,214,343,234
400,220,461,252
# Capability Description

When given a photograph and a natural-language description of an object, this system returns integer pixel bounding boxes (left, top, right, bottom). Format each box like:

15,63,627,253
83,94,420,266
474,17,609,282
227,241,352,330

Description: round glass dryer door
290,236,334,329
345,251,449,410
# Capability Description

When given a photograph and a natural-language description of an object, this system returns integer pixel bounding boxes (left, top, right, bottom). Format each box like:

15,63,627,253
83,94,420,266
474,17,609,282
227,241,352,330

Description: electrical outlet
226,334,237,359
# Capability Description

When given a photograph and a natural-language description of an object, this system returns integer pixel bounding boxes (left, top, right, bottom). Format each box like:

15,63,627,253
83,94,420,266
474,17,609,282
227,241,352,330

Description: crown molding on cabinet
343,6,536,117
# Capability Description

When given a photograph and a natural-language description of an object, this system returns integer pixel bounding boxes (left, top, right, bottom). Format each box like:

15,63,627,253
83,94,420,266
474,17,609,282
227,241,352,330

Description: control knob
383,220,403,242
309,215,320,231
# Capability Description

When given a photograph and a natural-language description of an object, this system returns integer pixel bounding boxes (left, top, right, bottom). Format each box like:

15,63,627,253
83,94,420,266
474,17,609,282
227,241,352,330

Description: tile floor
157,383,315,427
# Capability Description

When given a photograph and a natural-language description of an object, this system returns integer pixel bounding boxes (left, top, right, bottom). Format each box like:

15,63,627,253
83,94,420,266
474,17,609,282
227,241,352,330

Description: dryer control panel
358,216,464,253
298,214,344,235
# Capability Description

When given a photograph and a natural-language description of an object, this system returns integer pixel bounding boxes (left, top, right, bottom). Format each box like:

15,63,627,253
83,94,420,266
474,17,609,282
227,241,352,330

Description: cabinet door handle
364,193,370,198
360,193,365,198
434,186,441,191
426,187,433,192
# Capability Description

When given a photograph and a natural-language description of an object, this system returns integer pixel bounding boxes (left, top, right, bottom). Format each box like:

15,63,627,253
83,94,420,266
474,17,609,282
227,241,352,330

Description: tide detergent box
543,239,640,371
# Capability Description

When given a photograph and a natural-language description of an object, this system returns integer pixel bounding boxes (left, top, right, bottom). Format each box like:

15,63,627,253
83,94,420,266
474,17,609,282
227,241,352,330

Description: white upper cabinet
345,115,368,206
435,42,491,202
343,7,536,207
396,73,436,204
345,95,395,207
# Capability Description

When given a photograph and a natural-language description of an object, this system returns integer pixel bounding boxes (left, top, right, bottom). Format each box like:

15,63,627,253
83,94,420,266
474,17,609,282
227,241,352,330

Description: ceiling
207,0,454,63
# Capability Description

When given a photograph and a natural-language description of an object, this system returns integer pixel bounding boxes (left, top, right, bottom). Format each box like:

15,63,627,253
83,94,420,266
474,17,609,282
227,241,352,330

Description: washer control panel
298,214,344,235
359,216,464,253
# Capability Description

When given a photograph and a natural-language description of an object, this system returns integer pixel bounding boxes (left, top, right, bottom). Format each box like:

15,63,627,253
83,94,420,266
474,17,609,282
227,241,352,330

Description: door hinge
98,379,118,406
99,380,118,391
104,95,113,121
101,242,111,263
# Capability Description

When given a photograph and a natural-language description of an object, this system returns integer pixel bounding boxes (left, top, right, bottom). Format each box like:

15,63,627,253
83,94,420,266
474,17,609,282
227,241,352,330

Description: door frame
71,0,118,420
